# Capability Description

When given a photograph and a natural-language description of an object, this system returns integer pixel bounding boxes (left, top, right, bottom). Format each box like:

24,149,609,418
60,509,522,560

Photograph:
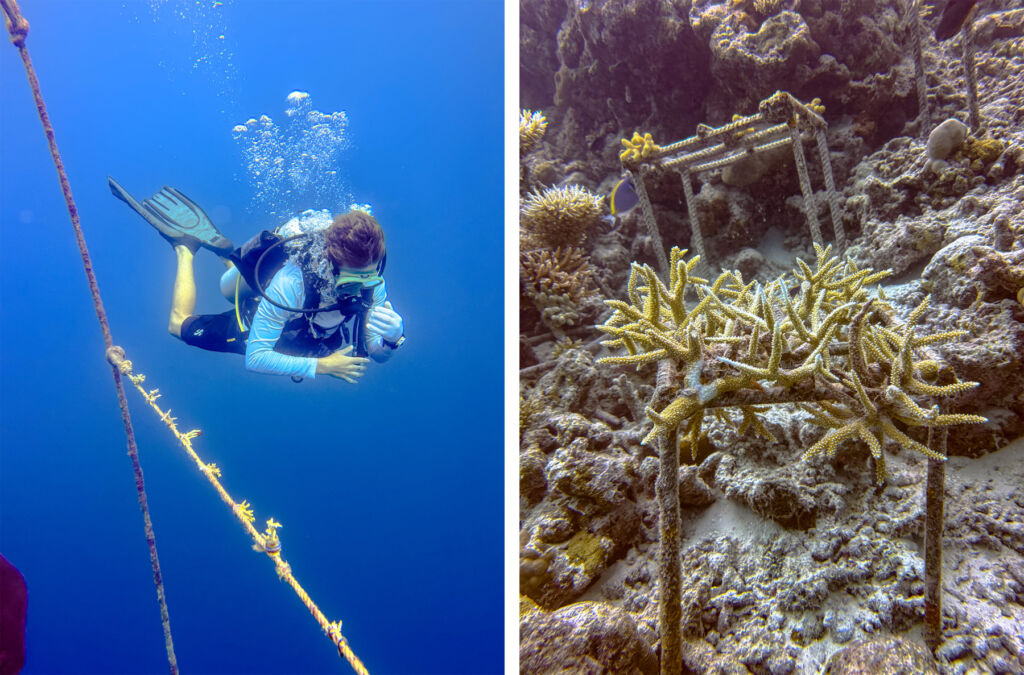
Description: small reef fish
609,177,640,216
934,0,980,41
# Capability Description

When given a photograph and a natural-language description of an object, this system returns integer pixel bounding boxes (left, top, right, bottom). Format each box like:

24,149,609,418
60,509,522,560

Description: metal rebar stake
924,426,948,651
653,360,681,675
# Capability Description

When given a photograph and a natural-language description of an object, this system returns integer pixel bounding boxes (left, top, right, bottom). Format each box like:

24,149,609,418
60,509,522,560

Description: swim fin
108,176,234,256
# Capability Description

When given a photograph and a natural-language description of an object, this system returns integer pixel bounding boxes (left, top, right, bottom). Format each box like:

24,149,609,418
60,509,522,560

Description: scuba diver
108,177,405,383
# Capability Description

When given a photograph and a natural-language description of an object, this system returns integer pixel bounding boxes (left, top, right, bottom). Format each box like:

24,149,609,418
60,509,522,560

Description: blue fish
609,177,640,216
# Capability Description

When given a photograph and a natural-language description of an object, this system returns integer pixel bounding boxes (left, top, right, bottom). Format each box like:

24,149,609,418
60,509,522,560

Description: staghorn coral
597,244,986,482
597,244,988,667
520,184,604,249
520,109,548,156
521,247,599,332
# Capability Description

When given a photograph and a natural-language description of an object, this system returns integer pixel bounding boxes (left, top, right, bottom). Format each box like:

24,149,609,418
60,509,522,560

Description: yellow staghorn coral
598,244,986,481
520,109,548,155
520,184,604,249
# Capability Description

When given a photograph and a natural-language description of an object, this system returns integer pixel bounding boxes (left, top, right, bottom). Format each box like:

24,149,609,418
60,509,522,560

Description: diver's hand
316,345,370,383
367,301,404,342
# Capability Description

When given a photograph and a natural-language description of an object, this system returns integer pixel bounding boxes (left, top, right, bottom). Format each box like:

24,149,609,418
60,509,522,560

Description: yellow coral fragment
234,500,255,524
619,131,661,163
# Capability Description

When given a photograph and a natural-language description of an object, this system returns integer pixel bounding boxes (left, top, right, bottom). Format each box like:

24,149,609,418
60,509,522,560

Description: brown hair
325,211,386,269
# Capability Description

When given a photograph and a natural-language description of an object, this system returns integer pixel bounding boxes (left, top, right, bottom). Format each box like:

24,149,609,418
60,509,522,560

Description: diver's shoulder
268,260,305,295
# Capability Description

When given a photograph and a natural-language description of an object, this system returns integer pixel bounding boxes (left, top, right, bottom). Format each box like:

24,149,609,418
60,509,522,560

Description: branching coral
521,247,599,331
520,109,548,156
598,244,987,482
619,131,661,165
520,185,604,250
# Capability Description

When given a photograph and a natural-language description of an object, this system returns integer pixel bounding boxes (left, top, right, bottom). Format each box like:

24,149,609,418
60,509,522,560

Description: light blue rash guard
245,260,392,379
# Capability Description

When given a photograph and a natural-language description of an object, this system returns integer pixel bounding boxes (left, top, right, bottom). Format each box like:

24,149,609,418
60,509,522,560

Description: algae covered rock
545,437,634,509
824,636,938,674
519,601,658,674
921,234,989,307
707,11,820,110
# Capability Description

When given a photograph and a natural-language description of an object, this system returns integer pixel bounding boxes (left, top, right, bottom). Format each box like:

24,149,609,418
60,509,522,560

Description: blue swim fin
109,176,234,256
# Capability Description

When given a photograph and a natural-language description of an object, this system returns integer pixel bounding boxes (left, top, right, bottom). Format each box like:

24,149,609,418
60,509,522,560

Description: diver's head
326,210,385,271
326,210,386,297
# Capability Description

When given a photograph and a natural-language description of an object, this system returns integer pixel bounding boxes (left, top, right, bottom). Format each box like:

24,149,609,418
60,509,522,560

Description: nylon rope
628,167,670,282
787,122,825,249
105,349,370,675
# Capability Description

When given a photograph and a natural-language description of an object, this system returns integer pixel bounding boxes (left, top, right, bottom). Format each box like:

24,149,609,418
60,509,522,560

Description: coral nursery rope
106,348,369,675
1,1,178,671
2,1,367,672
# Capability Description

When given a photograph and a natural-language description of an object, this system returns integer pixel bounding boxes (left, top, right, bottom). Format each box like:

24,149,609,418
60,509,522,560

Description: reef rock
520,601,659,674
824,636,938,674
706,11,820,113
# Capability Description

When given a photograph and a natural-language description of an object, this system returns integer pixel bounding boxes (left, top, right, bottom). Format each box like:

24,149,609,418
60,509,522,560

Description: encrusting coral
597,244,987,482
520,184,604,250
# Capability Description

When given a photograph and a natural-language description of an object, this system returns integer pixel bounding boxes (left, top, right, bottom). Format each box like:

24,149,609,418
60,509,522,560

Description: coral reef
520,0,1024,670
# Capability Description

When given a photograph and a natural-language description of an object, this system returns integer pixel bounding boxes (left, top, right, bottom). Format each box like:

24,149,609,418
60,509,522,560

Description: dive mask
334,270,384,298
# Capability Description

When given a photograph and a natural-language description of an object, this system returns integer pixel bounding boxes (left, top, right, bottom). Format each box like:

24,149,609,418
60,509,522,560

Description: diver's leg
169,244,197,338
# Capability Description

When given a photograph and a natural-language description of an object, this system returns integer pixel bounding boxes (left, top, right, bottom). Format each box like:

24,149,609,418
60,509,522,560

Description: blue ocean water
0,1,503,673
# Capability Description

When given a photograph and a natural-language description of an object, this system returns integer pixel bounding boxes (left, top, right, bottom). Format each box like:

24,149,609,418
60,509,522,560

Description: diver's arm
363,282,403,363
245,264,319,379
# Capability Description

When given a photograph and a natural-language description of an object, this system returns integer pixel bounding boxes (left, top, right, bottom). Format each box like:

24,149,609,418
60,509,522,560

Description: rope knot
105,345,133,374
2,0,30,47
